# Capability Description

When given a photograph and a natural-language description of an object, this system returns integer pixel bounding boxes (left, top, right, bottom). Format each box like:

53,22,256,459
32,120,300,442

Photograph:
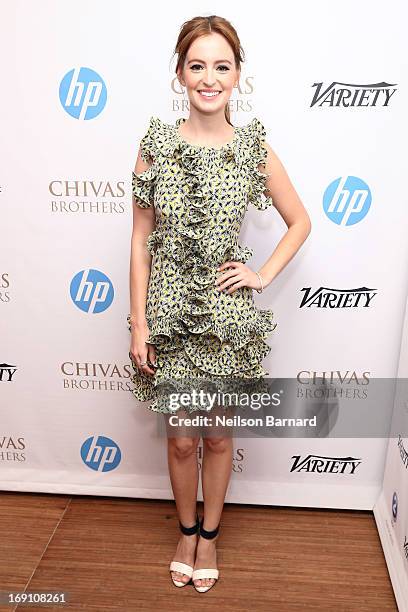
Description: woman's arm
216,142,311,295
129,146,156,375
257,142,311,288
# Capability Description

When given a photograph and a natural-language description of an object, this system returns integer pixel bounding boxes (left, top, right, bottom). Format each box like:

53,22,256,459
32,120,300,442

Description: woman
128,15,311,593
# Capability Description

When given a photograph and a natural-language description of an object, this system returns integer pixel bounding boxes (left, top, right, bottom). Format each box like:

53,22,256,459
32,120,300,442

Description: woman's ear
176,69,185,87
235,68,241,87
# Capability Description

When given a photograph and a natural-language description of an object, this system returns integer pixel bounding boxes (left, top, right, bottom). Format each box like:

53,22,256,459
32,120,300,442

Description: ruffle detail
139,116,159,162
131,115,164,208
184,334,272,376
229,243,254,263
127,336,273,414
247,118,274,210
132,163,157,209
127,369,273,414
145,227,162,255
128,308,277,353
127,115,278,413
140,115,241,165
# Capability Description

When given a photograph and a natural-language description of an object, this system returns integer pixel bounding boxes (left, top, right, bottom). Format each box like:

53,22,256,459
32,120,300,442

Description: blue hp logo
70,269,114,313
81,436,121,472
323,176,372,226
59,67,107,120
392,491,398,521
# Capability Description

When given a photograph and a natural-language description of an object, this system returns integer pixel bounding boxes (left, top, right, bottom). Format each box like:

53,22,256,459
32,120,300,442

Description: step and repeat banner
1,0,407,524
374,297,408,611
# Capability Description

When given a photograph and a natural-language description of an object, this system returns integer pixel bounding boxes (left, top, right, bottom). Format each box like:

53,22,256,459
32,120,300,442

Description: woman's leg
165,410,200,584
194,405,234,588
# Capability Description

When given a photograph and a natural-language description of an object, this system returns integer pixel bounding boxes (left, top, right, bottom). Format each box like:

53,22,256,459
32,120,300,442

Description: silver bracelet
255,271,264,294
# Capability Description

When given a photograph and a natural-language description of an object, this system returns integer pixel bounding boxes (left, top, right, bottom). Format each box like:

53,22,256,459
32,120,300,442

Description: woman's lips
197,90,222,100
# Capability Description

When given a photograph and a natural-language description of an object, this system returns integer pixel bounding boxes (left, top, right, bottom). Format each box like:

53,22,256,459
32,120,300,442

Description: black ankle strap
199,516,220,539
179,513,199,536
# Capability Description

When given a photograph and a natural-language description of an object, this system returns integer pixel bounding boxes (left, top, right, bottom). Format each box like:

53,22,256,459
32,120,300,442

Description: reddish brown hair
172,15,245,126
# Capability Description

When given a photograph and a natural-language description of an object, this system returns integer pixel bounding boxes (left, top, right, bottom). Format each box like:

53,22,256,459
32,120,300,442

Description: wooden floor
0,492,397,611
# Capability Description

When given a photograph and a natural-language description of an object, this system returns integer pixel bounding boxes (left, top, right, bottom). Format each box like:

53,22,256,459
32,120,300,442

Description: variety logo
81,436,121,472
391,491,398,522
70,269,114,314
59,67,107,120
290,454,362,474
299,286,377,308
0,362,17,382
323,176,371,226
397,435,408,469
310,81,397,107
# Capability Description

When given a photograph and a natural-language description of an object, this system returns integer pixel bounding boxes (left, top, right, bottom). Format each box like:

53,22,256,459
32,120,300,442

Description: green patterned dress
127,115,278,413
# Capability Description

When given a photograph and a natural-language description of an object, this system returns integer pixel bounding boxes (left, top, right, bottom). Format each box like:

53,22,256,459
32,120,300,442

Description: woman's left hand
215,261,263,294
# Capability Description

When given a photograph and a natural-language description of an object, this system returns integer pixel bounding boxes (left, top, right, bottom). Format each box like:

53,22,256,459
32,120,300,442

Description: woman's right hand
130,320,157,376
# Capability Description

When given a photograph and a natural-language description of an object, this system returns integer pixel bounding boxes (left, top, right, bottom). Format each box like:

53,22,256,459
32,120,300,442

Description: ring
140,361,147,366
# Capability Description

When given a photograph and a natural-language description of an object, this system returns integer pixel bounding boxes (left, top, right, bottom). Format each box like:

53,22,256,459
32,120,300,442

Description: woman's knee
203,436,231,454
168,436,200,459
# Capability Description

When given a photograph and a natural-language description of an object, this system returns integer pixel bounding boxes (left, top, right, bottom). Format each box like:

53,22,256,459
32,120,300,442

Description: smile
197,90,222,98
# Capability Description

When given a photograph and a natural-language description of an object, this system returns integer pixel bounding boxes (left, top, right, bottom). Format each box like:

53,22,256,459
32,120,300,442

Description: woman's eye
190,64,230,72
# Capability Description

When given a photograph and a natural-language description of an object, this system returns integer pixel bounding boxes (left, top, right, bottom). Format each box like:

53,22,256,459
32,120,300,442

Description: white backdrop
1,0,408,521
374,296,408,611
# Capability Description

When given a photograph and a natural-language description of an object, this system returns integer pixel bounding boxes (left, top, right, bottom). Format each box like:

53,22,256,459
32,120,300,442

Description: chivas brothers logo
197,446,245,473
310,81,397,107
290,454,362,474
299,286,377,308
0,273,10,303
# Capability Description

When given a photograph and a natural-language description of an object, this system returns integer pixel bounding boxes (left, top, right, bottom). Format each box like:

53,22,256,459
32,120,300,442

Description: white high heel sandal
169,514,199,587
192,517,220,593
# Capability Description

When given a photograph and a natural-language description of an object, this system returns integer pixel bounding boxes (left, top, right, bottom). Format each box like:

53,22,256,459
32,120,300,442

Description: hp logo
392,491,398,521
59,67,107,120
323,176,372,226
70,269,114,314
81,436,121,472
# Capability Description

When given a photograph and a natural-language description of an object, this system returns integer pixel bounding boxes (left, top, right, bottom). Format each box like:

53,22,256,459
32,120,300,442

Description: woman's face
178,32,239,114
